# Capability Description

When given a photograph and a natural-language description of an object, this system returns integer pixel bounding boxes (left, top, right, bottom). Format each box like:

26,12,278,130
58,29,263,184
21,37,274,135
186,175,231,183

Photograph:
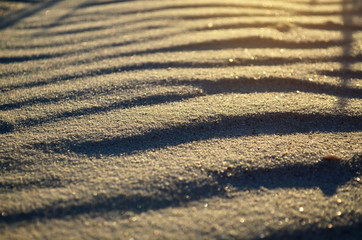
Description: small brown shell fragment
322,155,342,162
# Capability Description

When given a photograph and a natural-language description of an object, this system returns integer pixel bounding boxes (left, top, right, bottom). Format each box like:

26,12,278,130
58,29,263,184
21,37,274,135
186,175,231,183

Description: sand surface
0,0,361,239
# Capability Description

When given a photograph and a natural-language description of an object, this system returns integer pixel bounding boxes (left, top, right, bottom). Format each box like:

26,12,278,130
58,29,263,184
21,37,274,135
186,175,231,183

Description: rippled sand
0,0,361,239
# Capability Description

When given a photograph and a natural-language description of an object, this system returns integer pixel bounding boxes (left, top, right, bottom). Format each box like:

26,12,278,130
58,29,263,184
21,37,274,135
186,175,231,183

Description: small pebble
275,22,294,32
322,155,342,162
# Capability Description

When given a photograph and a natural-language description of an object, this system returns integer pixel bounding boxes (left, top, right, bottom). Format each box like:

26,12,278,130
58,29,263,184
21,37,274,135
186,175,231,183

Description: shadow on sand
1,1,361,237
35,112,361,156
0,0,61,30
0,154,360,225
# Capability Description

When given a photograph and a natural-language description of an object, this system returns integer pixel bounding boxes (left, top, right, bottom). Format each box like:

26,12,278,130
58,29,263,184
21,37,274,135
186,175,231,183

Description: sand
0,0,361,239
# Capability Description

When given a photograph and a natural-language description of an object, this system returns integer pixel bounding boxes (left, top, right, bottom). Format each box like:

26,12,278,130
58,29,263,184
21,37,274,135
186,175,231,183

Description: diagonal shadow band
0,91,203,135
0,176,71,193
319,70,362,79
2,54,361,93
207,154,361,196
142,36,346,52
34,112,362,156
0,52,65,64
1,69,361,112
4,19,360,53
0,0,61,30
2,52,361,78
78,0,135,9
0,154,360,225
0,35,348,67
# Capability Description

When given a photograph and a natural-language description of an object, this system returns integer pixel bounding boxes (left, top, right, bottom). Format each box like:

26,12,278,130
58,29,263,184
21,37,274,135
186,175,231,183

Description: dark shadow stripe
2,56,361,95
0,35,347,66
0,154,79,173
0,192,191,225
1,154,360,224
0,83,126,111
296,9,361,16
8,15,354,65
1,36,349,91
0,177,70,192
0,0,43,2
8,18,361,52
319,70,362,79
37,112,362,156
298,22,362,31
1,68,361,115
7,92,202,132
50,36,343,64
84,36,348,64
0,52,64,63
13,13,158,31
148,36,345,52
13,19,361,36
78,0,135,8
207,154,362,196
308,0,356,4
0,0,61,30
2,73,361,131
180,13,292,20
7,22,162,50
12,0,359,29
30,24,165,38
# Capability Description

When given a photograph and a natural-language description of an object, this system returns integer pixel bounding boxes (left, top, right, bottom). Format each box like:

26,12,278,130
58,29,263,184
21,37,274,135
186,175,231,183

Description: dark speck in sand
322,155,342,162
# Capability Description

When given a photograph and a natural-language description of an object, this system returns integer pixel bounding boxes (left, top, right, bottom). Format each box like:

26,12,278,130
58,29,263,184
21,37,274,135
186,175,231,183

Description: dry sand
0,0,361,239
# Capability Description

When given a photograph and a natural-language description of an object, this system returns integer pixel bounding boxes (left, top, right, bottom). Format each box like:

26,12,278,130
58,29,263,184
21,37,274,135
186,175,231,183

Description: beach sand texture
0,0,361,239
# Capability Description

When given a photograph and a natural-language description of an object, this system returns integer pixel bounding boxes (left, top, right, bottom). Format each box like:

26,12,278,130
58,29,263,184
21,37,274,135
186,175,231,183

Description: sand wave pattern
0,0,361,239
